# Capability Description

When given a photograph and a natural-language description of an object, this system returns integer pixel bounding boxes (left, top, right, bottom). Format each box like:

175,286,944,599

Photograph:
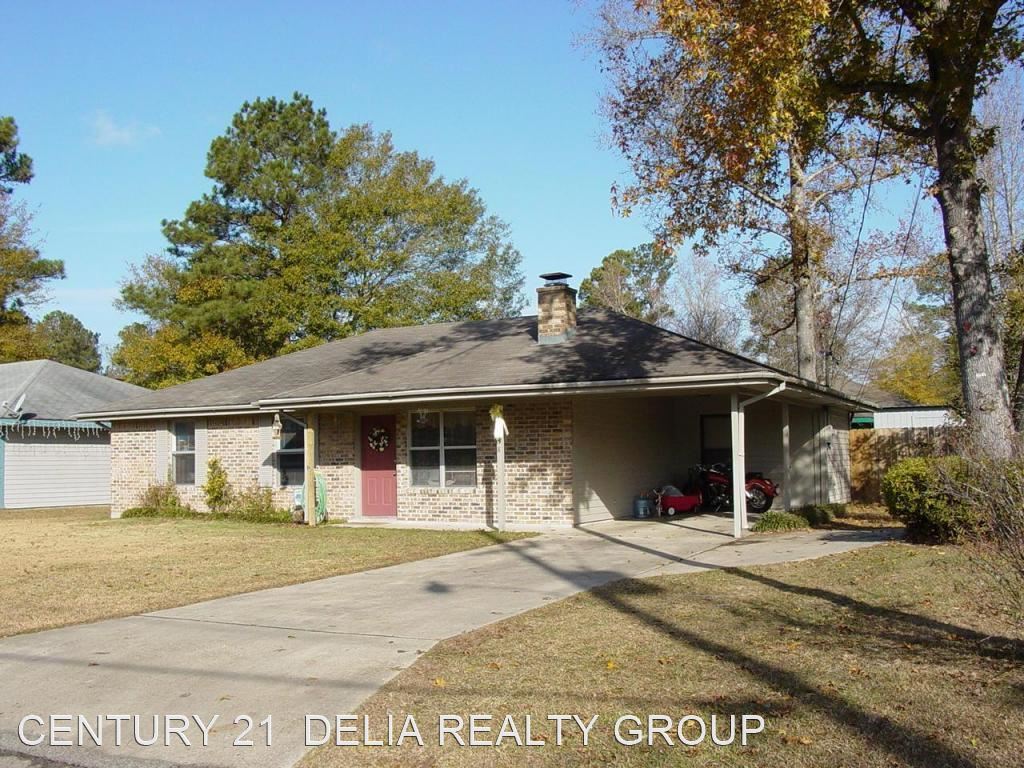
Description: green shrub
794,504,845,526
203,458,232,513
752,511,810,533
122,506,201,520
121,482,290,524
881,457,976,542
123,483,196,518
223,487,293,524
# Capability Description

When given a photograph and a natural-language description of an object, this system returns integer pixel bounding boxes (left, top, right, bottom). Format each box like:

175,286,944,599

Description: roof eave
255,372,866,410
74,403,260,422
76,373,871,421
875,404,952,412
784,382,876,411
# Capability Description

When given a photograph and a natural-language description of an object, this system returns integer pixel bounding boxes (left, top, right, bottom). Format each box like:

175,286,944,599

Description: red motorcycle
652,464,778,516
700,463,779,513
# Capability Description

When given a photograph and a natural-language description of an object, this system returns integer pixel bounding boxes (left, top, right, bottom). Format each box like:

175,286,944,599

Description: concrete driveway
0,516,896,768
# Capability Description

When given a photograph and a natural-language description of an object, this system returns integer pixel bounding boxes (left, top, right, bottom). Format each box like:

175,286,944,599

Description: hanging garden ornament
367,426,390,452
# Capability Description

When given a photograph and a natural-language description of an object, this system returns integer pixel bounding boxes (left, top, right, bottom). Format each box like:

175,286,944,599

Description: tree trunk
1012,344,1024,431
933,113,1016,457
789,145,820,383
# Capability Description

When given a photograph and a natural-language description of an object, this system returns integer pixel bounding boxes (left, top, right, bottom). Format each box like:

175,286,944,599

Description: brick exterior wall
393,407,495,526
172,416,297,513
504,400,574,524
391,401,573,527
111,416,299,515
316,411,358,519
109,399,575,528
110,420,159,517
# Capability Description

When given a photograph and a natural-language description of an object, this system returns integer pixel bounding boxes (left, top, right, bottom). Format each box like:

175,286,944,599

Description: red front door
361,415,397,517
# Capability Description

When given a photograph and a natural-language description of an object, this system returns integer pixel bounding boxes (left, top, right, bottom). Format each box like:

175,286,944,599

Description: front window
278,416,305,487
172,421,196,485
409,410,476,487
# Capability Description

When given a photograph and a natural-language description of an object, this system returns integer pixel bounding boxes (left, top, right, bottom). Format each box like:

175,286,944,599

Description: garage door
3,434,111,508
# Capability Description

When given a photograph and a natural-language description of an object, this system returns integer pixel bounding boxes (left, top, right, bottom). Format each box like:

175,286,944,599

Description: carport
570,380,856,537
85,275,866,533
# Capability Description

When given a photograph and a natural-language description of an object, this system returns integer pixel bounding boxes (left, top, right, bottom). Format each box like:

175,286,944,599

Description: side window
172,421,196,485
278,416,305,487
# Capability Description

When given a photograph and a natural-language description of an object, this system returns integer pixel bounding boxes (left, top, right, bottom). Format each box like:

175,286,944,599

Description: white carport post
782,403,792,511
732,383,789,537
491,405,508,531
730,393,745,539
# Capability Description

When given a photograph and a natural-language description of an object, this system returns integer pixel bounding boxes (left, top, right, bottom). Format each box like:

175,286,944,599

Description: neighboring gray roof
859,386,918,409
0,360,147,422
81,310,863,418
836,380,948,411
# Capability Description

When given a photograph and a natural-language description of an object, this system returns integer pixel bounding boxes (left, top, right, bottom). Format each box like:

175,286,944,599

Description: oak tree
596,0,906,383
816,0,1023,454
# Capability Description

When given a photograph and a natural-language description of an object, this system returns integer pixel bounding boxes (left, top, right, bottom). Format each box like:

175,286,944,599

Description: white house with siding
849,383,956,430
0,360,146,509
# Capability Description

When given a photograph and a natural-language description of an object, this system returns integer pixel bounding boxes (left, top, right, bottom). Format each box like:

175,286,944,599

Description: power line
827,122,886,362
855,174,925,402
825,19,905,385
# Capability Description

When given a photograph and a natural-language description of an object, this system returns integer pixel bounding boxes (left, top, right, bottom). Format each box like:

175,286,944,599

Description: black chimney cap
540,272,572,286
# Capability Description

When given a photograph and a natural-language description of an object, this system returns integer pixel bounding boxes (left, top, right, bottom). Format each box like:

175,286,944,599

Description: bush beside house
123,459,292,524
881,457,976,542
204,458,232,513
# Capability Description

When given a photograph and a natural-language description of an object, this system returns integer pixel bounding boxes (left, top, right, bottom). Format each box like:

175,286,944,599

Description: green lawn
0,506,529,638
305,543,1023,768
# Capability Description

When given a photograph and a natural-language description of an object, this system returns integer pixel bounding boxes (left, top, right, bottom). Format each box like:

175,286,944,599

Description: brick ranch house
80,277,865,537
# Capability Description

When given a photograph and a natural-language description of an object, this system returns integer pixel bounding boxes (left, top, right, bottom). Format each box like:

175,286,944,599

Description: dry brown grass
305,543,1023,768
825,503,903,529
0,506,529,638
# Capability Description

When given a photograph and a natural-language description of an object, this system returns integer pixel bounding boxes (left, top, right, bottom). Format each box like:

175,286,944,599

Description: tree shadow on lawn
577,524,1020,659
727,568,1024,663
498,531,992,768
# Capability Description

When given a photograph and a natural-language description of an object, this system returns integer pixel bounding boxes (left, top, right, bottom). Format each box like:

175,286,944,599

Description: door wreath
367,427,390,452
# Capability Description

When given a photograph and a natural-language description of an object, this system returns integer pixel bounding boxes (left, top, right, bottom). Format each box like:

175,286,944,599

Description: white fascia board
253,373,788,410
77,373,869,421
782,383,872,411
74,404,260,422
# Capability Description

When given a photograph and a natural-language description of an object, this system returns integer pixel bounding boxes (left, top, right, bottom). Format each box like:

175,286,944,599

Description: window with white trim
172,421,196,485
278,416,305,487
409,410,476,487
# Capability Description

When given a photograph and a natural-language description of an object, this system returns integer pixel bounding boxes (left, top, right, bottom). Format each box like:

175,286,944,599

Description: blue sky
7,1,654,353
8,1,933,360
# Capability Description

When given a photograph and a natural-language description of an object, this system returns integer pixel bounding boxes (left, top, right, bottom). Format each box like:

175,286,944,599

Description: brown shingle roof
80,310,842,417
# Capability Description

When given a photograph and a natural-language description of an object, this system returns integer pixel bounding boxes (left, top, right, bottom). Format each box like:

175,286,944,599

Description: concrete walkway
0,516,898,768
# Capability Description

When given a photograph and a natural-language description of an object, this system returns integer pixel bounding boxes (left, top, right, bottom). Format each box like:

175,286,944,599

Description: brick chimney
537,272,577,344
